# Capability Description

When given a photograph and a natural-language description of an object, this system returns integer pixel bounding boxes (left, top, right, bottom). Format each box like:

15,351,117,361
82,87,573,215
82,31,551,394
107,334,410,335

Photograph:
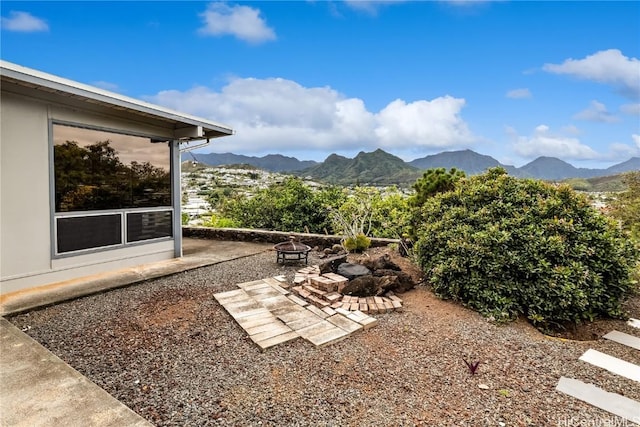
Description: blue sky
2,1,639,168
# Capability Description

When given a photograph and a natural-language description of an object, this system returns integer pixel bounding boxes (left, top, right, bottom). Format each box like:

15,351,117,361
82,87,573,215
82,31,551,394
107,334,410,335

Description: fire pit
274,241,312,265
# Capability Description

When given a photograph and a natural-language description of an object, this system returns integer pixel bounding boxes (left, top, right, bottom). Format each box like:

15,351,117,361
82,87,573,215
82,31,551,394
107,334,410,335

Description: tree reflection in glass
53,124,171,212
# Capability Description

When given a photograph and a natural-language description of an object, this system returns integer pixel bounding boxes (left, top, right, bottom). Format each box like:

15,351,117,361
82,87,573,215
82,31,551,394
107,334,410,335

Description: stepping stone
296,320,338,340
327,314,363,334
244,286,281,298
579,349,640,382
286,294,309,307
556,377,640,423
276,307,314,324
253,331,300,350
236,279,267,290
236,313,278,330
249,324,294,342
603,330,640,351
306,326,350,347
628,318,640,329
214,289,246,301
286,315,326,331
245,320,290,337
256,295,296,311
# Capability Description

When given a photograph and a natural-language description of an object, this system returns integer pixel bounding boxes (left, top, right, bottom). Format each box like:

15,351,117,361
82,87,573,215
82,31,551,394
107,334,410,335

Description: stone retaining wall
182,226,399,249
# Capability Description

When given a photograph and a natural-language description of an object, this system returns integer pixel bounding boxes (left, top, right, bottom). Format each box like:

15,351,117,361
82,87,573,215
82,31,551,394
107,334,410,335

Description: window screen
56,214,122,253
127,211,173,243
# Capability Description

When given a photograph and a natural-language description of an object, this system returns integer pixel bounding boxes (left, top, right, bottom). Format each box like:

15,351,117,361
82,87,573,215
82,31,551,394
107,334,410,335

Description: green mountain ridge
297,149,421,185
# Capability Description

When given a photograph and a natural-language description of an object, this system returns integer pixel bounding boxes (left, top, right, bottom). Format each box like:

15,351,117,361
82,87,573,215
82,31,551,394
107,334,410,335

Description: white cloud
512,125,599,160
633,134,640,150
198,2,275,44
506,88,531,99
573,100,619,123
1,11,48,32
375,97,473,149
147,77,474,157
621,103,640,115
543,49,640,99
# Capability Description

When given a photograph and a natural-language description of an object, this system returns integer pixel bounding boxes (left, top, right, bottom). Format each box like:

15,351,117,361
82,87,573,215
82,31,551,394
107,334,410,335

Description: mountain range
191,149,639,185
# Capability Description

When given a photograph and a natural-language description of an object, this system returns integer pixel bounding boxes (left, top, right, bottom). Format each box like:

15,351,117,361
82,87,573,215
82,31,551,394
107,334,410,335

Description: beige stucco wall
0,90,176,296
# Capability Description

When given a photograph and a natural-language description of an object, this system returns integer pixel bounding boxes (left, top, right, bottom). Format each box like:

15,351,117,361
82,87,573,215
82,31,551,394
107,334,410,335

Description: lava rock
359,254,401,272
319,255,348,274
373,269,416,293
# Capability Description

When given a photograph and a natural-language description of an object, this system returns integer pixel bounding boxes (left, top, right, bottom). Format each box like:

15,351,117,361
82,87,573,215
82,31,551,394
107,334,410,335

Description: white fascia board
0,60,233,138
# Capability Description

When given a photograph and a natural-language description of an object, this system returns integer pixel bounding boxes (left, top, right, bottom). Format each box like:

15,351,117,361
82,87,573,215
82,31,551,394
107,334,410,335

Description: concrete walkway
0,238,271,427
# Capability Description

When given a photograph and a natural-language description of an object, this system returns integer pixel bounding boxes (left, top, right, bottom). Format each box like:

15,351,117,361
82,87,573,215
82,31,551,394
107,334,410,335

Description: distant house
0,61,233,296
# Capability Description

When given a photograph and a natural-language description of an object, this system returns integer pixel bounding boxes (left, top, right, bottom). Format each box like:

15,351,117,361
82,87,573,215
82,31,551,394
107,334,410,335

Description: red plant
463,358,480,375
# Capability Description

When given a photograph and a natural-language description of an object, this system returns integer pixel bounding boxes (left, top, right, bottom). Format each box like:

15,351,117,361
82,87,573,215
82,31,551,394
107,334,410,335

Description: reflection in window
53,123,171,212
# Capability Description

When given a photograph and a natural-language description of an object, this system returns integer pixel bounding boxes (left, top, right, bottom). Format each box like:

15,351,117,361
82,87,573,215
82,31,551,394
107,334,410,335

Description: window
52,123,173,255
53,124,171,212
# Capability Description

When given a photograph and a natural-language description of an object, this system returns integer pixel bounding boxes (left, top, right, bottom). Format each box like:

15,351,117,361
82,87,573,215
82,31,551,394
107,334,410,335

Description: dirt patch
135,287,211,331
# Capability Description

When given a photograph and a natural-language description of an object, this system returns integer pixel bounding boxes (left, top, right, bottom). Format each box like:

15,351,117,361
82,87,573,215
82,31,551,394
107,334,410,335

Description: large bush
414,168,639,331
221,177,346,233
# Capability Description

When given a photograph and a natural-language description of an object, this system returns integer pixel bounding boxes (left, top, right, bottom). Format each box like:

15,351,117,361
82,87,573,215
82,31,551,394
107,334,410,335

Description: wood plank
556,377,640,423
603,330,640,351
579,349,640,382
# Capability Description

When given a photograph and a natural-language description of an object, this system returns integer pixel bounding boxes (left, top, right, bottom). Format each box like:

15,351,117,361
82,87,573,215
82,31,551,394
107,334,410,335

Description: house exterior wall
0,89,179,295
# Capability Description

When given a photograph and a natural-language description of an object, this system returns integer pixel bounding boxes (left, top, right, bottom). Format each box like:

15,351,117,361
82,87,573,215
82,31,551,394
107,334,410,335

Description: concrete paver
556,377,640,424
603,330,640,351
214,277,379,349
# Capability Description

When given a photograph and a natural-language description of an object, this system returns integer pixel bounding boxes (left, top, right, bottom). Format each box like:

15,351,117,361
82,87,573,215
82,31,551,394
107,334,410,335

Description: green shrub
414,168,639,331
221,177,346,233
343,233,371,252
202,213,240,228
609,171,640,242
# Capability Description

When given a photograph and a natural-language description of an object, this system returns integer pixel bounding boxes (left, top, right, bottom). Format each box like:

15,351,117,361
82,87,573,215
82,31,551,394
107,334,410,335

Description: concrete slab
604,330,640,351
236,315,279,330
286,294,309,307
1,238,271,316
249,324,295,342
579,349,640,382
286,315,326,331
253,331,300,350
276,307,316,324
0,318,151,427
245,320,291,337
556,377,640,423
296,320,337,340
306,326,350,347
255,295,295,311
327,314,364,334
628,318,640,329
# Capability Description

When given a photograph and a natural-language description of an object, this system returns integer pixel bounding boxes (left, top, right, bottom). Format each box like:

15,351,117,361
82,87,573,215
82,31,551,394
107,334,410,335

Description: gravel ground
8,250,640,427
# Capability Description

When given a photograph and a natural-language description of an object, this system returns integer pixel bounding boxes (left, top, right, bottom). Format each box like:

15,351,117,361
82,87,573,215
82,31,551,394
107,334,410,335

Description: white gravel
8,250,640,426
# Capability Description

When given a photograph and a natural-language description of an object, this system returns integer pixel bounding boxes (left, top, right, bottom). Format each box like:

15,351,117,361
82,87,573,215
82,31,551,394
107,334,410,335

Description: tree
413,168,639,331
610,171,640,242
409,167,466,209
